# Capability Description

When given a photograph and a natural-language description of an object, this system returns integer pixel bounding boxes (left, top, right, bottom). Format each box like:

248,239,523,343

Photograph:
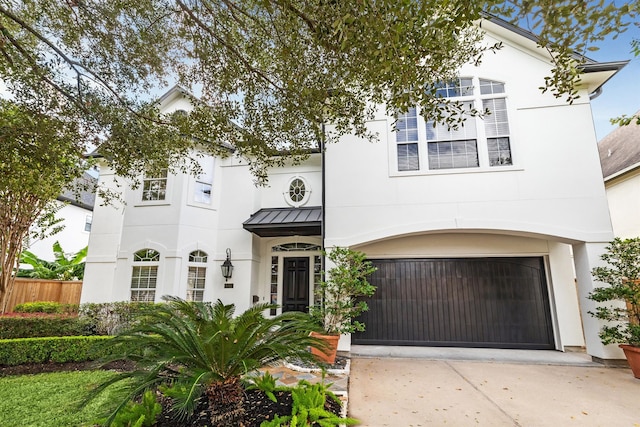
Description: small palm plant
90,296,325,426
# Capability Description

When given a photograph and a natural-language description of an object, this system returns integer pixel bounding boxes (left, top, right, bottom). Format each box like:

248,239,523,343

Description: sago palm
91,296,325,426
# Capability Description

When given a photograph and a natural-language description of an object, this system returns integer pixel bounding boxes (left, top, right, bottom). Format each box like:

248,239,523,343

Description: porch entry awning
243,206,322,237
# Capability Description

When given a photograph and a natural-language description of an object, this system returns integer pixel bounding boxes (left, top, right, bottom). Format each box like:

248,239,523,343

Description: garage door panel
353,257,554,349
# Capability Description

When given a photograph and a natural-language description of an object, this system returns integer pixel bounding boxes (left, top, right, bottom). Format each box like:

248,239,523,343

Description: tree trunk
206,376,245,426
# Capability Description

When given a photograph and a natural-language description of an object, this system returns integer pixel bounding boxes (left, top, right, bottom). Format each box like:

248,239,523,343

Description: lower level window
130,266,157,302
187,266,206,302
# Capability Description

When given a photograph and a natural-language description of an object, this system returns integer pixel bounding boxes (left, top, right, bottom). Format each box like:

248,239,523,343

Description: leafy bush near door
589,237,640,346
310,247,377,336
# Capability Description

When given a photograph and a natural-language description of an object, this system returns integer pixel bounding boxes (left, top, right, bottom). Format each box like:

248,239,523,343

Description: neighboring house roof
57,172,97,211
598,114,640,181
243,206,322,237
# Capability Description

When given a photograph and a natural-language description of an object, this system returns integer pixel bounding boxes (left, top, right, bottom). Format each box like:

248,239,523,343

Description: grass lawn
0,370,125,427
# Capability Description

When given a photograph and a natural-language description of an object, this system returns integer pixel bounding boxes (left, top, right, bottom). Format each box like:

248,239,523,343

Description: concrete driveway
348,350,640,426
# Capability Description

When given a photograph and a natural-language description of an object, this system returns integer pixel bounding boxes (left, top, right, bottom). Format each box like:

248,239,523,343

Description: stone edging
283,358,351,376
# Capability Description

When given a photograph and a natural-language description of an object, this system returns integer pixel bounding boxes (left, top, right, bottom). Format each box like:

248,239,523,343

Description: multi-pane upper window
142,170,168,201
395,77,512,172
187,250,207,302
131,249,160,302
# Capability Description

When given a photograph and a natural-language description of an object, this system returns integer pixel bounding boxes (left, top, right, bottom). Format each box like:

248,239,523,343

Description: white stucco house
598,116,640,238
82,16,629,363
25,173,96,261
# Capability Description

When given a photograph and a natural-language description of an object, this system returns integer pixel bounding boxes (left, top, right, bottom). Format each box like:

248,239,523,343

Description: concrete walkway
348,350,640,426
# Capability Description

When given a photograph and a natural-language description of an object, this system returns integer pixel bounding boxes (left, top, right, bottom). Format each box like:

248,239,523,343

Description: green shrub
0,336,113,366
103,390,162,427
0,314,94,339
260,379,357,427
79,302,159,335
13,301,79,314
246,371,286,403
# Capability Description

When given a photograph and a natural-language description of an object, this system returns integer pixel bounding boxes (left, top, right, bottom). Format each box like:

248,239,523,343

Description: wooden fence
5,278,83,312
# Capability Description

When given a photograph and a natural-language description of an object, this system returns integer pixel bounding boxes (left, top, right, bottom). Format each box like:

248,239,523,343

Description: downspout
321,123,326,251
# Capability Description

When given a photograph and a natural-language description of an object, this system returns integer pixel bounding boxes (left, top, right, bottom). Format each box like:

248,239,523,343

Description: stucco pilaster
572,242,625,360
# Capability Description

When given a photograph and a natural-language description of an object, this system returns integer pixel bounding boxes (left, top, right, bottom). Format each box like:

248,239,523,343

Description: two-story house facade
82,16,627,362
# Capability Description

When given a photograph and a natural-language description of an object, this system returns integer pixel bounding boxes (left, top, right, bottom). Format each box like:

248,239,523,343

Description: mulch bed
156,389,342,427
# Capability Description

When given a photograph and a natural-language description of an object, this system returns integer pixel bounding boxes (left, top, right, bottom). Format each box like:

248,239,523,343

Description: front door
282,257,310,312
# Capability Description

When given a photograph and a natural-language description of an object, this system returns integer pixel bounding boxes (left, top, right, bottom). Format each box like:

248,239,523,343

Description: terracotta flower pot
310,331,340,364
619,344,640,379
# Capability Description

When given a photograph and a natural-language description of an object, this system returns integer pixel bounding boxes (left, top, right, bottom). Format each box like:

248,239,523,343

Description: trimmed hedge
0,315,93,339
13,301,79,314
0,336,113,366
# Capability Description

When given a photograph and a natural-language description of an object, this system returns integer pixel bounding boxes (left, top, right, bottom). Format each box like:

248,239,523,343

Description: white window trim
389,76,522,177
135,170,172,206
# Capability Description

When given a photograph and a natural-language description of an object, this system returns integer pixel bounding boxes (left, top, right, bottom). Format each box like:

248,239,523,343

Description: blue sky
589,25,640,140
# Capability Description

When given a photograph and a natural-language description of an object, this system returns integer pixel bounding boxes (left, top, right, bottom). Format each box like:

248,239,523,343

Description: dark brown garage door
352,257,554,349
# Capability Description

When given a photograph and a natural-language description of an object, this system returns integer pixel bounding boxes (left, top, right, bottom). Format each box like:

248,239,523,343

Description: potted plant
589,237,640,378
309,247,377,363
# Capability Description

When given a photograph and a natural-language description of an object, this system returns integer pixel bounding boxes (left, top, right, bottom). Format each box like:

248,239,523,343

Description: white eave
604,161,640,183
579,61,629,96
481,15,628,96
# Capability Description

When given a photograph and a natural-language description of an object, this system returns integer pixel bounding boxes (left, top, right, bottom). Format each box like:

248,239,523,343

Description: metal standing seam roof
243,206,322,237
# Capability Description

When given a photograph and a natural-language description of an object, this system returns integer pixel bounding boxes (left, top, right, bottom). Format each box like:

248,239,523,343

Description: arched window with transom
187,250,208,302
131,249,160,302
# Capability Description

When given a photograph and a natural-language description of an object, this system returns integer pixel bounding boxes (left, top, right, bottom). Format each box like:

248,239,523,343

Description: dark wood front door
282,257,310,313
353,257,554,349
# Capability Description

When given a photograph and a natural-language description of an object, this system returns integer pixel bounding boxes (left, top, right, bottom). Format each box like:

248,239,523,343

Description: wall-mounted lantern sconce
221,248,234,281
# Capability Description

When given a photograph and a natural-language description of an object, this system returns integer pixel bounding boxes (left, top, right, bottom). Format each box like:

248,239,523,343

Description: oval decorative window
284,176,310,207
289,178,305,202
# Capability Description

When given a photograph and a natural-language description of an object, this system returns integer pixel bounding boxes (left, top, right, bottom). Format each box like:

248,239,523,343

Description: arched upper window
187,250,208,302
131,249,160,302
396,77,512,172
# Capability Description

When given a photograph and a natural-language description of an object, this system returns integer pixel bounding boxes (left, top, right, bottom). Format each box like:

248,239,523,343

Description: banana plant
19,241,87,280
